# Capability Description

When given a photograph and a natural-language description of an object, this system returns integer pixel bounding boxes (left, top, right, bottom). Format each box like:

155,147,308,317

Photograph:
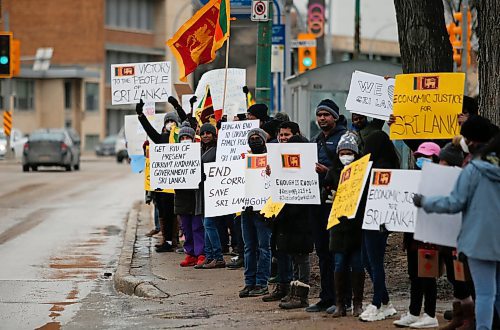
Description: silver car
22,129,81,172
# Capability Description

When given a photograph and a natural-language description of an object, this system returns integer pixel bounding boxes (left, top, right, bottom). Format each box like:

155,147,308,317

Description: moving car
95,135,117,156
115,127,128,163
22,128,81,172
0,128,28,159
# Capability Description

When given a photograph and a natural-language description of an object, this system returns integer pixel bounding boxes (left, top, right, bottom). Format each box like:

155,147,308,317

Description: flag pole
222,35,230,117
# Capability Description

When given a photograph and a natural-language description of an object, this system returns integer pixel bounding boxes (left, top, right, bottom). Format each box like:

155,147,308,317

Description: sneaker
239,285,254,298
193,256,208,269
145,229,160,237
409,313,438,329
326,304,337,314
180,255,197,267
381,303,398,318
305,300,335,312
394,312,420,327
175,247,185,254
155,242,173,252
227,256,244,269
359,304,385,322
248,286,269,297
202,259,226,269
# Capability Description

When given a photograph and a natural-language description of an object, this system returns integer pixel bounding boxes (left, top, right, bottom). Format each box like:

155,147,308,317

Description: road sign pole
255,3,273,108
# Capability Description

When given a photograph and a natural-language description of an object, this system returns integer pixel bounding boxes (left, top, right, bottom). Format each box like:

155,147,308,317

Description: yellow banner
327,154,372,229
260,197,285,218
145,145,174,194
390,72,465,140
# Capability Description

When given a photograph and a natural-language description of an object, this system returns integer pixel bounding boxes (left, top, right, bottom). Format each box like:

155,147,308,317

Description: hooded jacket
422,159,500,261
314,116,348,181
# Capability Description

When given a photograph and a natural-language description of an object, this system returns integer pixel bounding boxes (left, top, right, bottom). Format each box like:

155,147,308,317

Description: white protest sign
244,154,271,211
182,94,195,114
216,120,259,162
143,101,155,116
149,143,201,189
204,159,246,217
414,162,462,247
111,61,172,105
363,169,421,233
267,143,320,204
124,114,165,155
345,70,395,120
195,68,247,118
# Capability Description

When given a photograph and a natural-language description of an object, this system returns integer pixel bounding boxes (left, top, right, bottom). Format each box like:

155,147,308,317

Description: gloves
338,216,348,223
168,96,181,109
413,193,423,208
136,99,144,116
242,86,249,94
325,190,336,204
189,95,198,106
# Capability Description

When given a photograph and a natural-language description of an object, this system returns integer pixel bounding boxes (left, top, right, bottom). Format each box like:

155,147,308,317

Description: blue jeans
203,217,223,261
362,230,390,308
241,211,272,287
468,258,500,330
154,205,160,231
334,249,363,273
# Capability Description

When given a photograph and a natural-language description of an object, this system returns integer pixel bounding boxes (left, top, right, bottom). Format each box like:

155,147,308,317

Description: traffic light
447,10,472,70
0,32,12,78
297,33,317,74
12,39,20,77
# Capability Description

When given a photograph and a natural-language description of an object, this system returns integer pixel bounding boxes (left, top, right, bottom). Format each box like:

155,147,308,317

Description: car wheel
31,166,38,171
65,164,72,171
74,163,80,171
23,164,29,172
117,155,123,163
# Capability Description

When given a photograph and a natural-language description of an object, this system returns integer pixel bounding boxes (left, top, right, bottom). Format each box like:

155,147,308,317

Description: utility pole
460,0,468,93
353,0,360,59
255,4,273,108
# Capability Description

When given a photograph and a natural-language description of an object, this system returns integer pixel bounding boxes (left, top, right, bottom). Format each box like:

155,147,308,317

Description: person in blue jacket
414,133,500,330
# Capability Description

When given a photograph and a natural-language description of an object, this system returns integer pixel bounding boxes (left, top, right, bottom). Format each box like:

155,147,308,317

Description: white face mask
460,137,469,154
164,122,174,131
180,139,192,144
339,155,355,166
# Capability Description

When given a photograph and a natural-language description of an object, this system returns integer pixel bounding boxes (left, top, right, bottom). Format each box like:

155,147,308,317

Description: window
106,0,154,31
15,79,35,111
85,134,100,151
105,51,157,83
64,81,72,110
85,82,99,112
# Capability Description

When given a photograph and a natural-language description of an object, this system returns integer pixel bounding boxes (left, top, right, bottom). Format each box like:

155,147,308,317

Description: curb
113,202,168,299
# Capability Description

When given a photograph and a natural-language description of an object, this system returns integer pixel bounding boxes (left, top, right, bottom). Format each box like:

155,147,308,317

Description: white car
0,128,28,159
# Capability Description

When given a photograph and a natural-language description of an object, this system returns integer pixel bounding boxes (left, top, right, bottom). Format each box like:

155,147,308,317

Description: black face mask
249,139,266,154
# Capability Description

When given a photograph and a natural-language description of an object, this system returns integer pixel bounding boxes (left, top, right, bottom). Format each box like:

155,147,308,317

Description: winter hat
164,111,180,126
178,122,195,140
247,103,270,121
460,115,495,143
439,142,464,167
274,112,290,122
247,128,267,143
414,142,441,157
336,132,359,154
316,99,340,120
200,122,217,136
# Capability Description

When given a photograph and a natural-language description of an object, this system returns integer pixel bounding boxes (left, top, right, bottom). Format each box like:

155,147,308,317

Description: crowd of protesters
134,91,500,330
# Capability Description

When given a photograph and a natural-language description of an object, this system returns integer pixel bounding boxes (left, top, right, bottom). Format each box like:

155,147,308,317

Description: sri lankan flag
247,155,267,169
169,123,180,143
281,154,301,169
247,91,256,108
195,85,217,126
167,0,231,82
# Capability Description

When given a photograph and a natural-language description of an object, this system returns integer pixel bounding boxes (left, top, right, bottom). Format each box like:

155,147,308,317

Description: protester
350,113,385,152
247,103,271,128
394,142,441,328
239,128,273,298
359,130,399,322
414,133,500,330
308,99,347,313
176,122,205,267
460,115,499,166
458,96,479,126
324,132,365,317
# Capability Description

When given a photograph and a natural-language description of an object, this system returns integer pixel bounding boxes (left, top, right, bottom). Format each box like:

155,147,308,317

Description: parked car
0,128,28,159
115,127,128,163
22,128,81,172
95,135,117,156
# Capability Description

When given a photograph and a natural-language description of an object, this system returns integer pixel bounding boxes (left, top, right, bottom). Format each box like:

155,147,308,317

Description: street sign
198,0,251,15
291,39,317,48
251,0,269,21
272,24,285,45
3,111,12,136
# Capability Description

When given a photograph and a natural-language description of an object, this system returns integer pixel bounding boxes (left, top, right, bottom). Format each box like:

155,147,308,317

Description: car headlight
0,144,6,151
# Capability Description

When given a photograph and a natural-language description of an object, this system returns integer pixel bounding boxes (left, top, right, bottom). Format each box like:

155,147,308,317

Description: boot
280,281,310,310
280,281,296,303
440,302,463,330
456,302,474,330
332,272,347,318
262,283,290,302
351,271,365,317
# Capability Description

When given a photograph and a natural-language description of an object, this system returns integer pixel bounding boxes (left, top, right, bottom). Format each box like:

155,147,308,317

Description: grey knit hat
200,122,217,136
247,128,268,143
439,142,464,167
178,122,195,140
164,111,180,126
337,132,359,154
316,99,340,120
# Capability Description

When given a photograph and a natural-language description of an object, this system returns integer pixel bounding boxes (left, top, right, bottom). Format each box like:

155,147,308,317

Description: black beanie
247,103,269,121
439,143,464,167
316,99,340,119
461,115,494,143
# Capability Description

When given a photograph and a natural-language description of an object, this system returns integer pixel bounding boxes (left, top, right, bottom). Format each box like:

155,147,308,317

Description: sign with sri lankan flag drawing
267,143,321,205
389,72,465,140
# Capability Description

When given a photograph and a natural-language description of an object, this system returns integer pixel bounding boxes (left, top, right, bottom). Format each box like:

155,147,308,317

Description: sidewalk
114,203,449,329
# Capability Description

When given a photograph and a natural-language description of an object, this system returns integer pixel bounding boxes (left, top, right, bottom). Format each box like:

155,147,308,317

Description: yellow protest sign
260,197,285,218
145,145,174,194
327,154,372,229
390,72,465,140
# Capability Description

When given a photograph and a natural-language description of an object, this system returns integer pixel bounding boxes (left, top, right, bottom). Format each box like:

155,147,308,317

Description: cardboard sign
363,169,421,233
216,120,259,162
174,83,194,98
124,114,165,156
182,94,195,114
195,68,247,118
327,154,372,229
345,71,395,120
418,248,440,278
144,146,174,193
244,154,271,211
204,159,247,217
413,162,462,247
111,61,172,105
149,143,201,190
260,197,285,218
390,72,465,140
267,143,321,205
